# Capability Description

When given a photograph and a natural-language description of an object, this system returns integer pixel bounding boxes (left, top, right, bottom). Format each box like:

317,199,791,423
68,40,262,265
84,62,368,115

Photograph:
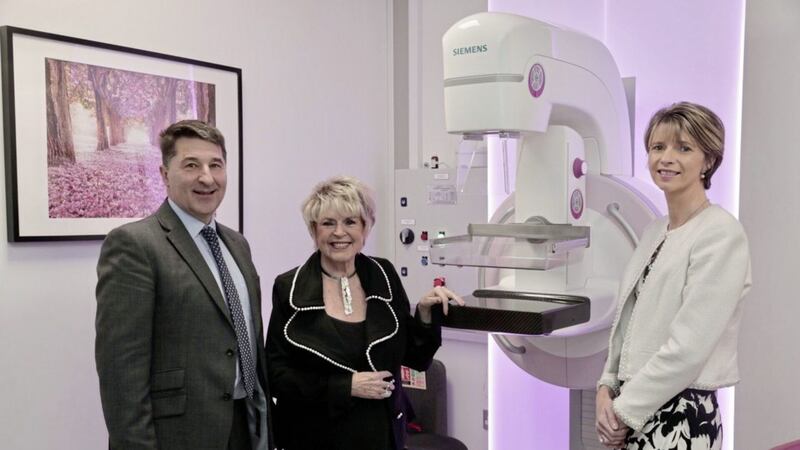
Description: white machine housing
443,12,632,176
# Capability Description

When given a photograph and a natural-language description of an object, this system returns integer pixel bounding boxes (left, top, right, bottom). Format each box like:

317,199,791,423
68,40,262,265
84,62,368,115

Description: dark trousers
228,398,252,450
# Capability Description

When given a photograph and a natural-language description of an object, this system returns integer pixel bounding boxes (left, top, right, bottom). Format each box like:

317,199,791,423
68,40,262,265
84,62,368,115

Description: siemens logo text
452,44,488,56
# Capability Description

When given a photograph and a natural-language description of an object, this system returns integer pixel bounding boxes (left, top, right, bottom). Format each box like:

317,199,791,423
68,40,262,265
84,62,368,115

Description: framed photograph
1,26,242,241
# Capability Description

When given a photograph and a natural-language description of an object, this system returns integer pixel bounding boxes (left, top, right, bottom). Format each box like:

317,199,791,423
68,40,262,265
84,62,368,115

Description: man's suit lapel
156,202,233,326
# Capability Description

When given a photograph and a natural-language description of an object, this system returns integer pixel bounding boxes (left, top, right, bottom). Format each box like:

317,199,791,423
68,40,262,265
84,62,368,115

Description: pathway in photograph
48,143,164,218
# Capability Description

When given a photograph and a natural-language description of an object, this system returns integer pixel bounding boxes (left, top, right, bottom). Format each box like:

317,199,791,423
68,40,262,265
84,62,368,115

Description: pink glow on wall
489,337,570,450
605,0,746,217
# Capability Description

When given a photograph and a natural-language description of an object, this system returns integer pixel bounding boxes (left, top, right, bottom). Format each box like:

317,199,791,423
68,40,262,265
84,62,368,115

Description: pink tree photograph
45,58,216,218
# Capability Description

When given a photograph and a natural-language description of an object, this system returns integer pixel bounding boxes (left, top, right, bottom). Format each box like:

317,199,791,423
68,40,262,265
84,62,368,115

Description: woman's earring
701,172,706,179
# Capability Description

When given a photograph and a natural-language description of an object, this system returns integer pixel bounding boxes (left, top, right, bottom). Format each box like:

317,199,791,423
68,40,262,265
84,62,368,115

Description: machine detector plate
440,289,589,335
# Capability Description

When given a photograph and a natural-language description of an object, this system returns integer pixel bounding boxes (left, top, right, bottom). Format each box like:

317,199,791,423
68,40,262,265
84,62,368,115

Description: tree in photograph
89,68,129,148
99,70,133,146
45,59,76,166
148,77,178,145
88,66,111,151
207,84,216,125
194,82,216,124
65,62,93,111
101,71,125,146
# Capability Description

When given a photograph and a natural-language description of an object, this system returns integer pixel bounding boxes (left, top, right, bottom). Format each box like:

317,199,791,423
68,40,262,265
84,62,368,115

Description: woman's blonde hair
301,176,376,238
644,102,725,190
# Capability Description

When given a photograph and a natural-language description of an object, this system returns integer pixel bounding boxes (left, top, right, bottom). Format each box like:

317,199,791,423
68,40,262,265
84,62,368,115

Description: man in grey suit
95,120,272,450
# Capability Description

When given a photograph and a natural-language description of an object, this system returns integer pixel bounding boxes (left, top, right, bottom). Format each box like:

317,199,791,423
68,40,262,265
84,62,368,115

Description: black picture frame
1,26,243,241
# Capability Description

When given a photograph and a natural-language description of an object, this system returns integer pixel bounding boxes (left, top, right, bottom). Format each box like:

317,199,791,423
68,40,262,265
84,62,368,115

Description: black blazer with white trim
266,251,442,450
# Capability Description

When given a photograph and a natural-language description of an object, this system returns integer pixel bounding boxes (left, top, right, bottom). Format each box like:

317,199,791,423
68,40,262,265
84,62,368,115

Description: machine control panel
394,168,487,305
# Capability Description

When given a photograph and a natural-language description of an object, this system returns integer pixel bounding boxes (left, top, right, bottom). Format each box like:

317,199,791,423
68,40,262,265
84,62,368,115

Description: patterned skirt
624,388,722,450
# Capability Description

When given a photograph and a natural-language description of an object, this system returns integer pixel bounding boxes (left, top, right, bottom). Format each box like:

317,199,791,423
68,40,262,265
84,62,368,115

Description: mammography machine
431,12,664,448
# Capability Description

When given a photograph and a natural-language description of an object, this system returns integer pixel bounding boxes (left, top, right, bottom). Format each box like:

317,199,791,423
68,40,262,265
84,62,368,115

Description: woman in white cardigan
595,102,751,450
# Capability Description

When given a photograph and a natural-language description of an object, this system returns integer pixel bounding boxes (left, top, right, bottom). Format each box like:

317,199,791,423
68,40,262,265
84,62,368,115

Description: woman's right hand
596,385,628,448
351,371,394,399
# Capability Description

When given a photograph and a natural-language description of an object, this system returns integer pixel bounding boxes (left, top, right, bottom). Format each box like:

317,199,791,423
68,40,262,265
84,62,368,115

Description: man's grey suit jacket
95,201,272,450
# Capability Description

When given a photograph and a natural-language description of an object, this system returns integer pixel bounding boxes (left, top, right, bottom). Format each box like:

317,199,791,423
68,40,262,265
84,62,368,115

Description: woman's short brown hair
644,102,725,189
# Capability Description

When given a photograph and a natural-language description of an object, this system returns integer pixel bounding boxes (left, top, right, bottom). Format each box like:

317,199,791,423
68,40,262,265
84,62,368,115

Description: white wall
736,1,800,448
0,1,392,448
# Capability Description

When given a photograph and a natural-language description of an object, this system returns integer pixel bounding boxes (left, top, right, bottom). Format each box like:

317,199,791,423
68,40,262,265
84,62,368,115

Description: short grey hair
301,176,376,238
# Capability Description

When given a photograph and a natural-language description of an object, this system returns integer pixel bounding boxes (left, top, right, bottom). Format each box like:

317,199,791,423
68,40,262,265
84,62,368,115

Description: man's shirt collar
167,198,216,238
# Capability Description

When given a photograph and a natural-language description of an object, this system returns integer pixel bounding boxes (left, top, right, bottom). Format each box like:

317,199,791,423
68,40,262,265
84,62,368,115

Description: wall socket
483,409,488,430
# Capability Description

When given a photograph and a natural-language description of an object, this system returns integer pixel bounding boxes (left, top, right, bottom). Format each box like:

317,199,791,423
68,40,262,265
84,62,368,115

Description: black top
326,316,393,450
266,252,442,450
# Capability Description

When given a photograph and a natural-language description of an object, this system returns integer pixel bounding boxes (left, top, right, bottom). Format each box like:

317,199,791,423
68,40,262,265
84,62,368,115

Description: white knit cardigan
597,205,751,431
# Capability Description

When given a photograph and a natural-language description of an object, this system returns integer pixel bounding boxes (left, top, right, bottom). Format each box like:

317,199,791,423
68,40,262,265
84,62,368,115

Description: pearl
286,256,399,373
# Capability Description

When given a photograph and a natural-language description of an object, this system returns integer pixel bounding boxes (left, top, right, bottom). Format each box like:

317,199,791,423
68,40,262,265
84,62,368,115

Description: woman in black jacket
266,175,462,450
